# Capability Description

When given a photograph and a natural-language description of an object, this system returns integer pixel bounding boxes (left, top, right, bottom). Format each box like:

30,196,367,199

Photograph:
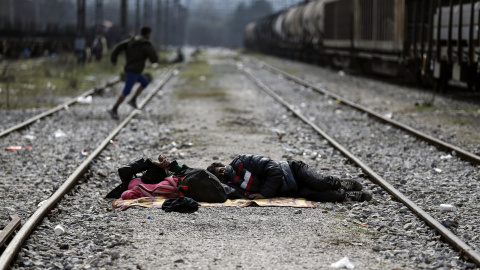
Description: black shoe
118,158,155,188
105,184,127,199
108,109,119,120
345,191,372,202
340,179,363,191
127,100,138,109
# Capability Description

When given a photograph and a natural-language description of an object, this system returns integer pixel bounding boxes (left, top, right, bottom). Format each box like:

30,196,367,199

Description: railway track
1,51,478,268
244,57,480,166
239,61,480,266
0,76,120,139
0,66,177,269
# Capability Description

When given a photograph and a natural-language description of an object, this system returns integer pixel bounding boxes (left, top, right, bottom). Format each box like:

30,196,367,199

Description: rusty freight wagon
244,0,480,91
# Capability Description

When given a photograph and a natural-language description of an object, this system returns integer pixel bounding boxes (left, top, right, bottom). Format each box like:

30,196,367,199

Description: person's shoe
340,178,363,191
108,108,119,120
127,99,138,109
345,191,372,202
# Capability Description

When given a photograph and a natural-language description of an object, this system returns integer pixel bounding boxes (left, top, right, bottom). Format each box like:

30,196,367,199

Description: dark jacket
223,155,297,198
110,35,158,74
107,158,245,200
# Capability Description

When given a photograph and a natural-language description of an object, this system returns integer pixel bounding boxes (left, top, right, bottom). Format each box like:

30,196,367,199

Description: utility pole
77,0,86,38
121,0,127,38
179,4,187,46
174,0,179,45
156,0,162,45
144,0,151,28
35,0,40,33
136,0,141,34
76,0,86,62
165,0,169,46
95,0,104,30
9,0,14,28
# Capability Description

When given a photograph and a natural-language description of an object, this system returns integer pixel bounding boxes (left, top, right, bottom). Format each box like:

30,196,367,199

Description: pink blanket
121,176,180,200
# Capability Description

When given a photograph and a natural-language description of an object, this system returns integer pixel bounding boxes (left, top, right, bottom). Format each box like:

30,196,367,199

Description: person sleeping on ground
107,154,372,202
207,154,371,202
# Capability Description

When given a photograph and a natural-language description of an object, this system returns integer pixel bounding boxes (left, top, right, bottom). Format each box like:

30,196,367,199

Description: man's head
207,162,226,182
140,26,152,39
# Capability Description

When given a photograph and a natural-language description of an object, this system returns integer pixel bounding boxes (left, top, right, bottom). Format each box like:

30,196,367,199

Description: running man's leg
112,72,139,111
128,74,149,107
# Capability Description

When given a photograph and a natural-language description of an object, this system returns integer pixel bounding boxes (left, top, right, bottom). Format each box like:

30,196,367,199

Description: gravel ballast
1,49,479,269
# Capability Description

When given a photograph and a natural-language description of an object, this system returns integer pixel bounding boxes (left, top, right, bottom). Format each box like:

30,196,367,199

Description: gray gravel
250,55,480,156
0,68,167,228
0,108,49,131
1,49,479,269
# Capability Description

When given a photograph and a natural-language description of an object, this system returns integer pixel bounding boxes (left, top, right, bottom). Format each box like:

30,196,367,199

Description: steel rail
0,76,120,139
0,216,21,247
250,58,480,165
0,66,177,269
241,66,480,266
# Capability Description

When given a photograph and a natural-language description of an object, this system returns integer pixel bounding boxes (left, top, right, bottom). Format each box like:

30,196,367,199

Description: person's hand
152,154,170,169
249,193,265,200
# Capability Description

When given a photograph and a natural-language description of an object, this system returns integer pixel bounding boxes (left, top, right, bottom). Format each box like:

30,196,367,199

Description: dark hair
207,162,225,176
140,26,152,36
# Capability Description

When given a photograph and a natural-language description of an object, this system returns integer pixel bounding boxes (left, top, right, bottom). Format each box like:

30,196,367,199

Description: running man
108,26,159,119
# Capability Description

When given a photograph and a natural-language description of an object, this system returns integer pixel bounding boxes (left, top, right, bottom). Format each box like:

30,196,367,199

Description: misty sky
0,0,307,47
183,0,306,13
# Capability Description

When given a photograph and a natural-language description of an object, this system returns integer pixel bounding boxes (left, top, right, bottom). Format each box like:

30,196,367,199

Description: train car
244,0,480,91
302,1,325,48
323,0,405,76
432,1,480,90
244,22,258,51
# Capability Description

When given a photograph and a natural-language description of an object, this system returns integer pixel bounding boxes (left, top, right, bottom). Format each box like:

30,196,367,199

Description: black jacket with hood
110,35,158,74
223,154,297,198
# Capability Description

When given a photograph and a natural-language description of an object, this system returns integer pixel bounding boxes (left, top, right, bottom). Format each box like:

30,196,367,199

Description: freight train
244,0,480,91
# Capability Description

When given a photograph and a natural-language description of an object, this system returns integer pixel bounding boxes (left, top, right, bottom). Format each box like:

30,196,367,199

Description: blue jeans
122,72,149,96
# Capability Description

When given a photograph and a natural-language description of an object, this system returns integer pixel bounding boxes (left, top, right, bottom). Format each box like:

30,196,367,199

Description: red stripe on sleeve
245,175,253,190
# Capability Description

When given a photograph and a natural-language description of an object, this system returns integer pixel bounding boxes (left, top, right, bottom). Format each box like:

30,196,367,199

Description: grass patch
449,118,472,125
413,103,437,110
174,87,227,99
0,50,174,110
222,107,250,113
242,51,301,75
179,60,212,82
281,66,301,76
173,59,228,99
241,51,269,61
355,226,377,236
460,106,480,112
0,54,118,109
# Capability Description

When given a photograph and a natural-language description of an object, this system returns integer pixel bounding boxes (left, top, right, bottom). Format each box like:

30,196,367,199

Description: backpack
177,169,227,203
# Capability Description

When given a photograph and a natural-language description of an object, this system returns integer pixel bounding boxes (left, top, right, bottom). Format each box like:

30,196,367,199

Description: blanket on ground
112,197,316,211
